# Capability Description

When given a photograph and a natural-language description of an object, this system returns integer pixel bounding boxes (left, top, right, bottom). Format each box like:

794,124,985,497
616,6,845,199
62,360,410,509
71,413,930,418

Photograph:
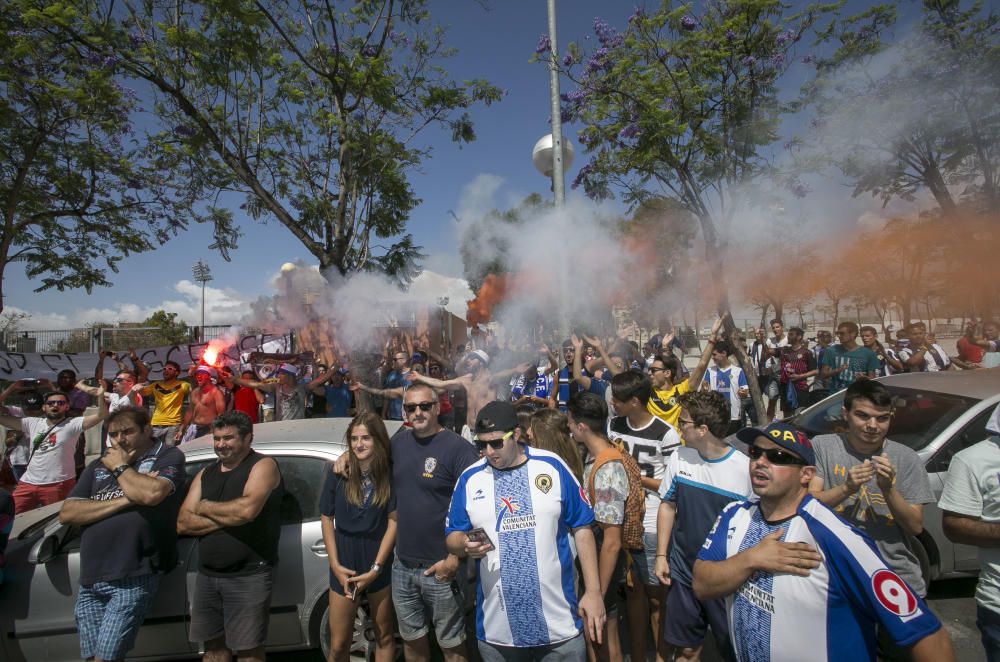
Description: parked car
786,368,1000,586
0,417,402,661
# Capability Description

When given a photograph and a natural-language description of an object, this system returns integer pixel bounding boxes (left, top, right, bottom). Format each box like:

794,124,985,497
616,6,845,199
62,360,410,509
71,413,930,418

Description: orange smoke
467,273,509,326
200,339,229,367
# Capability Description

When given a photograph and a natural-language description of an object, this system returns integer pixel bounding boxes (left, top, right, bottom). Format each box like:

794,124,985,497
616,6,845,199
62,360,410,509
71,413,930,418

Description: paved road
272,577,984,662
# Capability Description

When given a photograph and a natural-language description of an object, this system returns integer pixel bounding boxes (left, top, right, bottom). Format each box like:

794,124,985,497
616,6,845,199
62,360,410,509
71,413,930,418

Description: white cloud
9,280,251,330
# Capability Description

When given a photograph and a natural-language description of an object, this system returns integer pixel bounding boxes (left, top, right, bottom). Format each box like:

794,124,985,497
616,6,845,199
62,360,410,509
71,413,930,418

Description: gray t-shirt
812,433,934,596
276,383,310,421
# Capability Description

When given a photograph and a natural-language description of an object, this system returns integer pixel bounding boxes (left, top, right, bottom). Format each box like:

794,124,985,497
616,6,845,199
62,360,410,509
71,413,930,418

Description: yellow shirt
646,379,690,429
141,380,191,426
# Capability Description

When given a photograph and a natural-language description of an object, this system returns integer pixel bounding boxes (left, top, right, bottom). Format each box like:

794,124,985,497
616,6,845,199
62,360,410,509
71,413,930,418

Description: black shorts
662,580,734,659
189,569,273,651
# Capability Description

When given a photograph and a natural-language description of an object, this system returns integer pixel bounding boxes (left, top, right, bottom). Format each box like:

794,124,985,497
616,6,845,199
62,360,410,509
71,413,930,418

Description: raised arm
585,334,623,378
130,351,150,383
688,317,724,390
571,335,593,389
81,384,108,431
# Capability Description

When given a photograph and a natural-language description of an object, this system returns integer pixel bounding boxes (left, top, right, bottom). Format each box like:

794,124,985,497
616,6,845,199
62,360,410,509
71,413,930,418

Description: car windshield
787,385,981,452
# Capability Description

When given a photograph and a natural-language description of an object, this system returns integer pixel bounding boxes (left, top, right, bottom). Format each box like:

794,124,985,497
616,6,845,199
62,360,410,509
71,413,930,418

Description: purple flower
775,30,797,46
562,52,575,67
362,45,378,57
681,15,698,31
535,34,551,55
571,163,593,190
618,123,640,140
173,124,195,138
741,55,756,66
771,53,785,67
128,31,150,47
725,29,736,42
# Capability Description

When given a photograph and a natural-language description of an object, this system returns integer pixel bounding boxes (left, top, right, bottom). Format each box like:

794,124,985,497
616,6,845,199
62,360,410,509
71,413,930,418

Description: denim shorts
75,574,161,661
630,531,661,588
391,557,467,648
189,569,273,651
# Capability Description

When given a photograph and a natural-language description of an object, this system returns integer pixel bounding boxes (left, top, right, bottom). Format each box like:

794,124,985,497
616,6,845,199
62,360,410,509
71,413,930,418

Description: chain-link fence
1,324,243,354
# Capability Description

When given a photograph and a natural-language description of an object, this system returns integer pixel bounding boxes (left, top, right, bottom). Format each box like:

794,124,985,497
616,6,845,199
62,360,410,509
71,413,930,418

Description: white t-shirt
938,436,1000,615
106,391,140,413
3,405,30,466
20,416,85,485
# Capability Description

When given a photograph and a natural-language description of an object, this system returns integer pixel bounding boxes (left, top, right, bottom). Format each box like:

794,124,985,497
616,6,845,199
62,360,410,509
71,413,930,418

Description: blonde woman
320,413,396,662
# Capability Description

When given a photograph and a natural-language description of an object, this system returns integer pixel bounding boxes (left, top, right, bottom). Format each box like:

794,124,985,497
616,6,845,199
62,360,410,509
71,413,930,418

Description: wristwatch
370,562,382,575
111,464,130,479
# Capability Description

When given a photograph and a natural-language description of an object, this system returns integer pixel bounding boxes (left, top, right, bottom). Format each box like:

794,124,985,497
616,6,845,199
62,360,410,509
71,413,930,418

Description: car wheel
318,601,375,661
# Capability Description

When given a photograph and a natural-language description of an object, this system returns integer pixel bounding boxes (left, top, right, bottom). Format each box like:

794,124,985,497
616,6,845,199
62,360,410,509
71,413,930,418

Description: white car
0,417,402,661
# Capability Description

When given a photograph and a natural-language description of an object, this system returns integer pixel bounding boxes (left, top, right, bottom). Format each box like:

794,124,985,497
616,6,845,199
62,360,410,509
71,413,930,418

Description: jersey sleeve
660,451,679,502
938,452,983,517
151,447,187,493
318,470,338,518
811,515,942,647
444,473,472,534
737,370,748,387
696,501,744,562
559,461,594,529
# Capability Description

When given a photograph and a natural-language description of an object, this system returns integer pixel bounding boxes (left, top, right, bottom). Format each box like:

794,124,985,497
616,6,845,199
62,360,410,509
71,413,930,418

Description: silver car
787,367,1000,586
0,417,402,661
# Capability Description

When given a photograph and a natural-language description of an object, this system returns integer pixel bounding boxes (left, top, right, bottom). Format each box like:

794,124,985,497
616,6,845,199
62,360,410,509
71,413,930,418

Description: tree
556,1,835,423
799,0,1000,217
0,2,193,313
141,310,192,346
55,0,502,286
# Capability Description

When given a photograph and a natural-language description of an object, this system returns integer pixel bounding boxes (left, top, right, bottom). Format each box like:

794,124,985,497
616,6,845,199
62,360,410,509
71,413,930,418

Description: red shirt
957,336,985,364
233,386,259,423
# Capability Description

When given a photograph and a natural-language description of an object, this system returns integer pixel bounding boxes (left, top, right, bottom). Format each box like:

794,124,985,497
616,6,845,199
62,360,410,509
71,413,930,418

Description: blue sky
6,0,922,330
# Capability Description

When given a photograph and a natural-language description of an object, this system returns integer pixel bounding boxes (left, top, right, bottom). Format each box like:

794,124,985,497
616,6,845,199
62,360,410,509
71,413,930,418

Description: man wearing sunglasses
445,401,605,660
693,422,953,662
385,384,479,662
0,387,109,513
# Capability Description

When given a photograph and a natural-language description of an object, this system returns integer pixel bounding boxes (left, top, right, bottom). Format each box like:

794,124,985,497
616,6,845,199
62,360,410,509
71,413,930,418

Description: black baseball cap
475,401,519,435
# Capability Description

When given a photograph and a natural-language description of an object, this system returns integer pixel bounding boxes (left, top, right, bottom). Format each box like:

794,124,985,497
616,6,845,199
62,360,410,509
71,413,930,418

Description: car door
13,518,192,662
925,406,996,574
266,453,333,647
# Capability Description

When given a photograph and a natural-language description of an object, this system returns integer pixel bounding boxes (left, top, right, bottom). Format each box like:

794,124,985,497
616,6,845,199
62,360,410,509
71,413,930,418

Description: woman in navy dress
320,412,397,661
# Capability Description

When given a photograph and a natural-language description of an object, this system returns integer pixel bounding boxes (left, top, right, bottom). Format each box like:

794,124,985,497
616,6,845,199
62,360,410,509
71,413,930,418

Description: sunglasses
474,430,514,450
45,400,69,407
403,401,436,413
113,377,131,382
748,445,806,466
649,367,666,373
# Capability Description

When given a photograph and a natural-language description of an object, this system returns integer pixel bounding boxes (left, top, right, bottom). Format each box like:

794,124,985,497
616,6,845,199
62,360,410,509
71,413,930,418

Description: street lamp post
546,0,565,204
192,260,213,340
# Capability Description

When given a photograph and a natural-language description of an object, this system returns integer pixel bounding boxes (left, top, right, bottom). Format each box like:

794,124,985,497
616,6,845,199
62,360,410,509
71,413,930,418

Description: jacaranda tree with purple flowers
554,0,836,423
0,2,194,313
51,0,502,287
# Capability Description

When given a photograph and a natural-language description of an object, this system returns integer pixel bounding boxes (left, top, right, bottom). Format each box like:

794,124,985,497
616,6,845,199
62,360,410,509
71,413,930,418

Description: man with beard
177,411,283,662
693,422,953,662
0,388,108,513
59,407,186,662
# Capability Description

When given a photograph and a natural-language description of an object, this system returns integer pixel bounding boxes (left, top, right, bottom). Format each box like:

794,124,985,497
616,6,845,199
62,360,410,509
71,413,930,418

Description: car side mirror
28,533,60,565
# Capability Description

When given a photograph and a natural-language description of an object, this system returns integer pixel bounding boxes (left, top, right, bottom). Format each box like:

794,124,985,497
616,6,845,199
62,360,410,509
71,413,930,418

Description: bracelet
655,554,667,558
111,464,130,479
370,562,382,575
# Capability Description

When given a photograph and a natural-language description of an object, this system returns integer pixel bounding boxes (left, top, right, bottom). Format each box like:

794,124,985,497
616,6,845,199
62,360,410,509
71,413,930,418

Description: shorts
391,557,467,648
478,633,585,661
662,580,733,658
189,569,273,651
629,531,661,588
13,477,75,514
329,559,392,597
602,552,625,614
151,425,181,445
75,574,161,661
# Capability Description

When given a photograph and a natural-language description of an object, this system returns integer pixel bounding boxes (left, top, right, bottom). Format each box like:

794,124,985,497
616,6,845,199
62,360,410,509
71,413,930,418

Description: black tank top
198,450,284,576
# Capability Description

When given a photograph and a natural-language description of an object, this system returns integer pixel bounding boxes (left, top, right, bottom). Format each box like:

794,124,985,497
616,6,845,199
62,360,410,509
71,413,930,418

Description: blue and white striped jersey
697,495,942,662
445,447,594,648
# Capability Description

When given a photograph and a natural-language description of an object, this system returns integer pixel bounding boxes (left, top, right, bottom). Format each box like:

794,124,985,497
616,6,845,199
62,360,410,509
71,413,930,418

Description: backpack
587,439,646,551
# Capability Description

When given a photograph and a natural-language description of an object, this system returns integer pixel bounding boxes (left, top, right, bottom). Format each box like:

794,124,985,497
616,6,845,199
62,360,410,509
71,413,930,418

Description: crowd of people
0,315,998,662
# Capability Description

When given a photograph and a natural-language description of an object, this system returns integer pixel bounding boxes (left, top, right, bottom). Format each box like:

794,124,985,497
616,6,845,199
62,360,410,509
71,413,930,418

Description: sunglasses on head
403,401,435,413
748,445,806,466
473,430,514,450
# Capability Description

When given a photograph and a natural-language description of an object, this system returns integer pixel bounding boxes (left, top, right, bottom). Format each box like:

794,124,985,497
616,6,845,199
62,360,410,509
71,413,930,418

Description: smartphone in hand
466,527,495,552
